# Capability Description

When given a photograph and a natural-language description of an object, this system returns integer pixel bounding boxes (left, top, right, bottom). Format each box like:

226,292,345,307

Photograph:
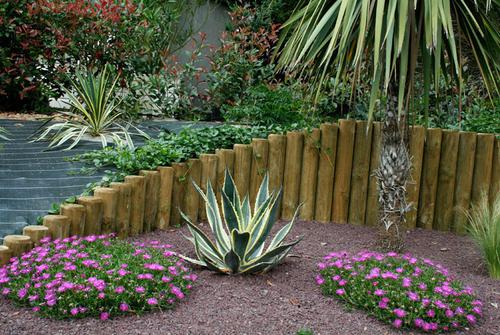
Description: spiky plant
464,192,500,279
181,171,302,274
33,66,148,150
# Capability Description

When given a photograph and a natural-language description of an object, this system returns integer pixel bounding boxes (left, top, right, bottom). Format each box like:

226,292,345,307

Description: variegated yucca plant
181,171,302,274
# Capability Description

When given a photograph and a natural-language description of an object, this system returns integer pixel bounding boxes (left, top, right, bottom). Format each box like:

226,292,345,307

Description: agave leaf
239,260,277,274
247,238,302,268
223,169,244,227
267,204,302,251
241,196,251,230
181,211,224,262
192,179,230,252
247,190,283,256
223,249,241,274
231,229,251,261
221,190,242,232
254,173,269,213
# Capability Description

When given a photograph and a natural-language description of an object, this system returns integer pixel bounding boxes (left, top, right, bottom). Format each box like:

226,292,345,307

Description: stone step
1,184,88,198
0,196,69,210
0,175,105,188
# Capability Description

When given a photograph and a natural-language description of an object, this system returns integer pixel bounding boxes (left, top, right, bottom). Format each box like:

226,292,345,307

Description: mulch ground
0,221,498,335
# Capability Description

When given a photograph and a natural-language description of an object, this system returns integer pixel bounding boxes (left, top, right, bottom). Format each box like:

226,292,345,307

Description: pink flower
393,308,406,318
445,309,454,318
466,314,477,325
426,309,435,318
374,289,385,296
315,275,324,285
119,303,129,312
117,269,128,276
100,312,109,320
317,262,326,270
407,291,419,301
98,292,105,299
147,298,158,305
402,277,411,288
338,279,347,286
392,319,402,328
472,306,482,315
144,263,165,271
171,285,184,299
70,308,79,316
115,286,125,294
135,286,145,294
335,289,345,295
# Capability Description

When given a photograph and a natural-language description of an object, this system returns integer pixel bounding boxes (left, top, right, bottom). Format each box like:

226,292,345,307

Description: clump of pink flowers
316,251,482,332
0,234,197,320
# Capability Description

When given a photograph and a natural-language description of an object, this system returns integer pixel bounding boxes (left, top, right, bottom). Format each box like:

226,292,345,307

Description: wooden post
268,134,287,214
348,121,373,225
170,162,188,226
93,187,118,234
282,131,304,220
0,246,12,266
139,170,160,232
157,167,174,229
233,144,253,199
365,122,382,226
471,133,495,204
125,175,146,235
183,158,202,224
78,196,103,236
3,235,32,257
434,130,460,231
250,139,269,208
452,132,477,234
43,214,70,239
332,119,356,224
59,203,86,236
314,123,338,222
406,126,426,229
417,128,443,229
490,138,500,206
23,225,49,245
299,128,320,220
216,149,235,197
110,182,132,238
199,154,218,220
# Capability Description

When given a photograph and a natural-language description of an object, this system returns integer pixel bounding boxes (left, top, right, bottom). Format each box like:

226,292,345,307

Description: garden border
1,120,498,263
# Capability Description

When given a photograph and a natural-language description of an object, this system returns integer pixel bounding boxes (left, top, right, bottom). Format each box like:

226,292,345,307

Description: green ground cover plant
465,193,500,279
0,235,196,320
181,171,301,274
317,251,483,332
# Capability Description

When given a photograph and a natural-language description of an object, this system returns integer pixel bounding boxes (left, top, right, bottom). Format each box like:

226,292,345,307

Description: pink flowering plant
316,251,483,332
0,235,196,320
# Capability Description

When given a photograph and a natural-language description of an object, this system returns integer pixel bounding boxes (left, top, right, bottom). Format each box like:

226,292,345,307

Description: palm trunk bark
375,97,412,252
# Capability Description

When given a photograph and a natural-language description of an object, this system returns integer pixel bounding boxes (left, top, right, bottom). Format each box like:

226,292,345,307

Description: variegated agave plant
181,171,302,274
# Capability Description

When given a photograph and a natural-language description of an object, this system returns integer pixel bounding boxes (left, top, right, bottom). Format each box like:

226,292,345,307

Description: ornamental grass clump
317,251,482,332
0,235,196,320
465,192,500,279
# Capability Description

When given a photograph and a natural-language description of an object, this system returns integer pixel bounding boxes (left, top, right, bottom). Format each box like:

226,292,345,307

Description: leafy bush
72,124,299,176
223,84,307,126
182,172,301,274
317,251,482,332
33,66,148,150
0,0,194,110
0,235,196,320
465,193,500,279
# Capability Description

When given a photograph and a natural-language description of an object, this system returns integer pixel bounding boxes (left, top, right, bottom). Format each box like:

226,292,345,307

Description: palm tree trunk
375,97,412,252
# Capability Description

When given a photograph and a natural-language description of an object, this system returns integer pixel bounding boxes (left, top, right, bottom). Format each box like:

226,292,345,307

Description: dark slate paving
0,118,215,242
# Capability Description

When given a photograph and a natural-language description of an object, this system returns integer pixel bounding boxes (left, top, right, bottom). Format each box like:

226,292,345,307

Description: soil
0,221,499,335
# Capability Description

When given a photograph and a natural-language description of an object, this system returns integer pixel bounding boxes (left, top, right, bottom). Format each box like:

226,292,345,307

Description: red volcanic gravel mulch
0,221,499,335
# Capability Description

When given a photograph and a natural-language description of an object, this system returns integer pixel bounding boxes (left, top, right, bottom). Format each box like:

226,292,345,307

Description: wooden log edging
0,246,12,266
11,123,496,246
3,235,32,257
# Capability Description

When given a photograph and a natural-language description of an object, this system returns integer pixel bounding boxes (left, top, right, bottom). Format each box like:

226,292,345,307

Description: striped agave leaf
181,170,302,274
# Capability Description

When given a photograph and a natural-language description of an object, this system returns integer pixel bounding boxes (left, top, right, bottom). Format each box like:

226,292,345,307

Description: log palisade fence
1,120,499,265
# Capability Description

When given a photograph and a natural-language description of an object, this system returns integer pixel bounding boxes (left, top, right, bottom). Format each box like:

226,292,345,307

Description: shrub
223,84,306,126
317,251,483,332
0,0,193,110
465,192,500,279
0,235,197,320
181,171,302,274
